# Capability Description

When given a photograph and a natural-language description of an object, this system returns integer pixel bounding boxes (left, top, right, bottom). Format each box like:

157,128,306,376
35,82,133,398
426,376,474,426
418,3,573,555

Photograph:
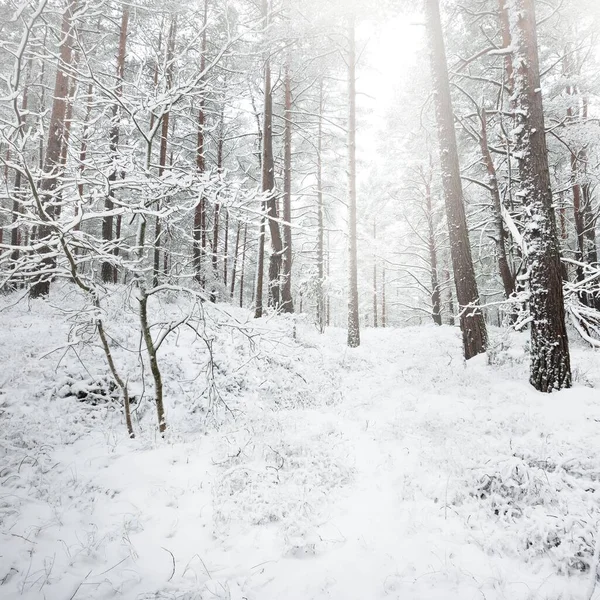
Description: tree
30,0,79,298
347,14,360,348
509,0,572,391
424,0,487,359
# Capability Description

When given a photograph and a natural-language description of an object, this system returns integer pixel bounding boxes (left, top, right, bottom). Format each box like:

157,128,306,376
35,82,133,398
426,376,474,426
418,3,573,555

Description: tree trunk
316,79,325,333
102,6,129,284
193,0,209,284
424,0,487,358
153,16,176,289
281,63,294,313
424,171,442,325
347,15,360,347
240,223,248,308
479,108,515,299
254,212,266,317
373,219,378,327
260,0,284,310
230,222,241,298
30,0,78,299
381,267,387,327
509,0,571,391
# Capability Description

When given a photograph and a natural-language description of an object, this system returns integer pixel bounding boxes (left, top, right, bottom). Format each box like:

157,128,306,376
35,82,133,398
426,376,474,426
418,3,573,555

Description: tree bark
102,5,129,284
30,0,78,298
153,16,176,289
193,0,209,284
281,63,294,313
347,15,360,348
509,0,571,391
373,219,378,327
316,79,325,332
424,0,487,358
479,108,515,299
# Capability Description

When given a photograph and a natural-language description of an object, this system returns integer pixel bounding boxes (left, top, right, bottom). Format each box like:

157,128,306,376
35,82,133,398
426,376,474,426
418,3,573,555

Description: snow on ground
1,284,600,599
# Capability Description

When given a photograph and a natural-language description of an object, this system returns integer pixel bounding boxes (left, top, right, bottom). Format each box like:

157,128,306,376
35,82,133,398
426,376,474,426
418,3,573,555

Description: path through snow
2,296,600,599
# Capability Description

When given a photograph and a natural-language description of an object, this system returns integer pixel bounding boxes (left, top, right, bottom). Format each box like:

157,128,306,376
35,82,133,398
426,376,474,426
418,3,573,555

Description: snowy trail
2,300,600,600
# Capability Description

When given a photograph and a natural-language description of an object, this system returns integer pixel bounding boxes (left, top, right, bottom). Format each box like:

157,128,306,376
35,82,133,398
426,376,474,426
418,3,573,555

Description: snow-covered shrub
468,453,600,574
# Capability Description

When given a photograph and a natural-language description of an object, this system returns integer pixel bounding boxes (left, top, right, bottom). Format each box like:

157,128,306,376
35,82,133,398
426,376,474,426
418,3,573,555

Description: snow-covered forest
1,0,600,598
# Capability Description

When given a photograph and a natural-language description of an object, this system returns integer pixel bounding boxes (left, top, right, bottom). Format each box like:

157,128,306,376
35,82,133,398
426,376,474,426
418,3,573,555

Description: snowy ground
2,284,600,599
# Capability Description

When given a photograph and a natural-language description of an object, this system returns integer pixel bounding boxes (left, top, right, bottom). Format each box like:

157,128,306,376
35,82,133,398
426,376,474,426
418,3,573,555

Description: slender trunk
510,0,571,391
211,125,224,302
445,267,455,325
373,219,378,327
424,0,487,358
230,221,241,298
102,6,129,283
347,15,360,347
223,209,229,288
254,212,266,317
153,17,176,289
261,0,284,310
316,81,325,333
424,173,442,325
381,267,387,328
76,83,93,229
30,0,78,298
193,0,208,283
281,63,294,313
240,223,248,308
11,60,32,262
480,108,515,298
498,0,515,98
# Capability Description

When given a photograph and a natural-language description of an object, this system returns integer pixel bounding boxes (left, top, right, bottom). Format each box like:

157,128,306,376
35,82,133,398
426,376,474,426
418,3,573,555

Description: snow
2,285,600,599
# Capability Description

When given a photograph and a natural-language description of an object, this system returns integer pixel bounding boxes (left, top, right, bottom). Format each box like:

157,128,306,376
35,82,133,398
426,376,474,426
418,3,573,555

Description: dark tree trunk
193,0,208,284
102,6,129,284
424,0,487,358
347,15,360,347
510,0,571,391
259,0,284,310
30,0,78,298
153,16,176,289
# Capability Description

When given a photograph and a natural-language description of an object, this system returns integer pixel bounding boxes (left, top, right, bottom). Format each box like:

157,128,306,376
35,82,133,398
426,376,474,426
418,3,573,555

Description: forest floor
2,284,600,600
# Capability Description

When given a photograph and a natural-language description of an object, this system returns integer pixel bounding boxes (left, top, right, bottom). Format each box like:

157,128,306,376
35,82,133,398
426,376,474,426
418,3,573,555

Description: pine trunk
424,0,487,358
509,0,571,391
30,0,78,298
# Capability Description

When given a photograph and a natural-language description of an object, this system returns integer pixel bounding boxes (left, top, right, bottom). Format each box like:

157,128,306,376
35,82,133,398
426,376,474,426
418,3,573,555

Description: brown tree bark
510,0,571,391
424,0,487,358
100,5,129,283
102,5,129,284
30,0,78,298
